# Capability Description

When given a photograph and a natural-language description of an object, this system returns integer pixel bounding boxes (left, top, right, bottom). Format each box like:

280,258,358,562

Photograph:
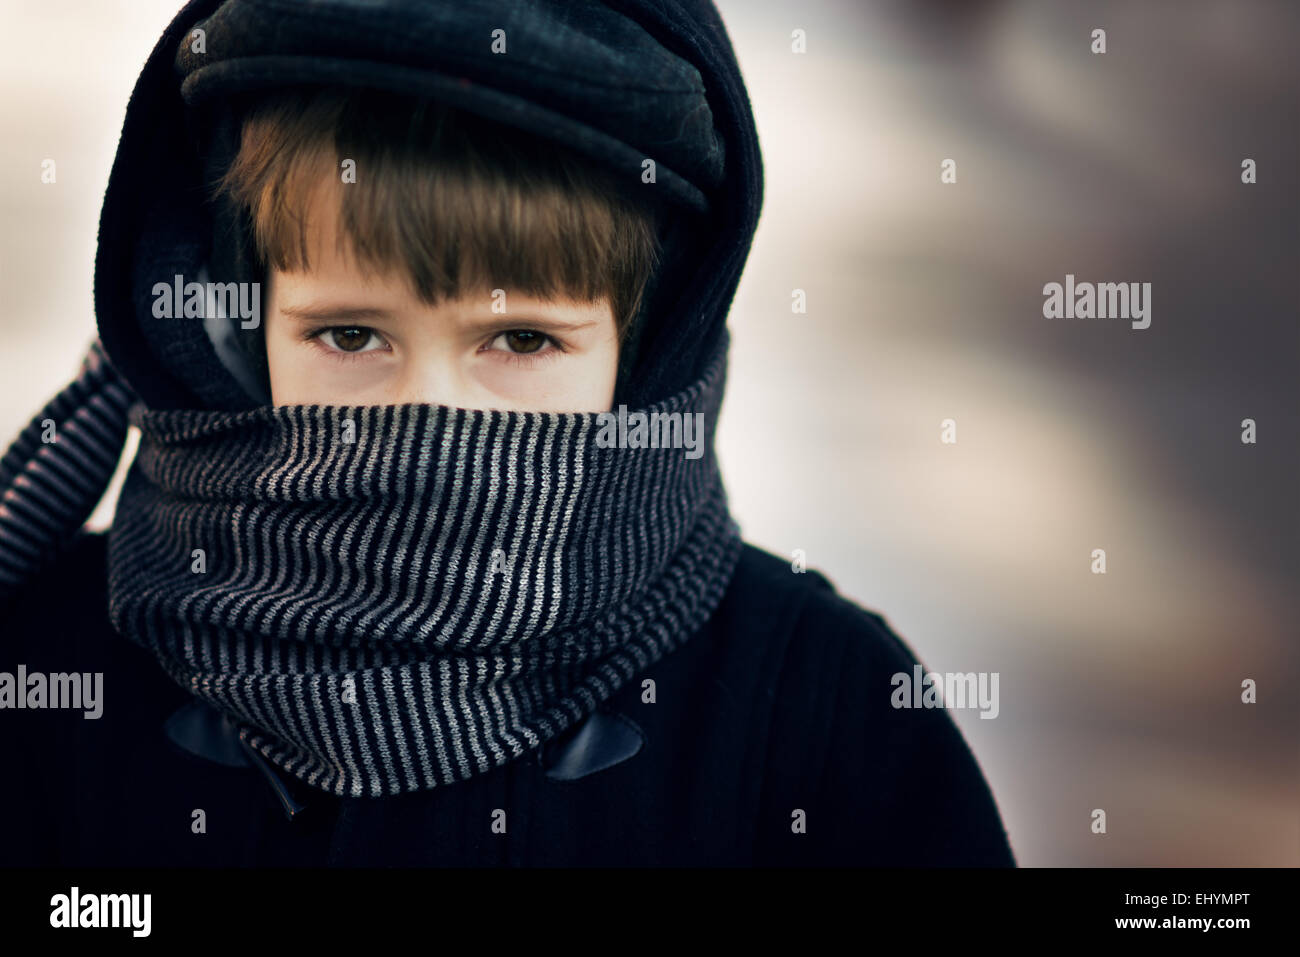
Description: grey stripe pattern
0,339,135,599
106,335,742,798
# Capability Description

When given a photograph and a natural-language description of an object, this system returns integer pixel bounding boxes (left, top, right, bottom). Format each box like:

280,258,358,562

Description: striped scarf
97,334,741,798
0,339,136,595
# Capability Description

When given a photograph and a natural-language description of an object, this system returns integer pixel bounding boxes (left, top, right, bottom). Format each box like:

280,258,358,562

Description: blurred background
1,0,1296,865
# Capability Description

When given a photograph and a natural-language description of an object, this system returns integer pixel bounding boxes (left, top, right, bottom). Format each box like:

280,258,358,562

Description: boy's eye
318,326,384,353
303,325,562,363
489,330,556,355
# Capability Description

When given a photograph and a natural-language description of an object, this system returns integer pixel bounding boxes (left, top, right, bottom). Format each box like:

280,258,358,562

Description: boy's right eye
308,325,389,358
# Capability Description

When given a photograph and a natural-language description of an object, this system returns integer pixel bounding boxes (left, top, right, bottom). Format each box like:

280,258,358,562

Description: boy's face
264,190,620,412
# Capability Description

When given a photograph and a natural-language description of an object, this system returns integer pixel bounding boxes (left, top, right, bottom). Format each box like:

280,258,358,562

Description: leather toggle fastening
163,699,305,820
163,699,250,768
541,709,645,782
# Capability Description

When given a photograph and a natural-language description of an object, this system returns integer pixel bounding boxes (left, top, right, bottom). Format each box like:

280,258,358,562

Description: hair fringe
213,87,663,339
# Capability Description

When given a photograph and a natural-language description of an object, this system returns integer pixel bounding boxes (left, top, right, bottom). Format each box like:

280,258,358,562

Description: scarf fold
103,332,741,798
0,339,136,597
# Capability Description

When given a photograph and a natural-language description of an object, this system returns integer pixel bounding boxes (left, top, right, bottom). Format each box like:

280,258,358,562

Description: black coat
0,531,1015,866
1,0,1015,868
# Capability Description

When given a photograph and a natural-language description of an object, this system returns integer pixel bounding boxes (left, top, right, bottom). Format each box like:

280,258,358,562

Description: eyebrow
279,305,396,323
277,303,602,331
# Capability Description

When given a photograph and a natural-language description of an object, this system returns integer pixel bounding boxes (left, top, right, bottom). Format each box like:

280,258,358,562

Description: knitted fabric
105,333,741,797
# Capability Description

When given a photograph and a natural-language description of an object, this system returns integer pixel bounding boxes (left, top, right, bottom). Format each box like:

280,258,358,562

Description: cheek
263,316,295,390
472,347,618,412
471,360,569,403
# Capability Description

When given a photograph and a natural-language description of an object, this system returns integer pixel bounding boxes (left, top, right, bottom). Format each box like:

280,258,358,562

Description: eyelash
301,326,566,366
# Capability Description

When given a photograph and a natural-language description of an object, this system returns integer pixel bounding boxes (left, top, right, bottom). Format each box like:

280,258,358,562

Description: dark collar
164,699,644,821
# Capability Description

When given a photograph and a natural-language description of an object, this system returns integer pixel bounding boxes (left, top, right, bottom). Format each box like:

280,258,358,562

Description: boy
0,0,1015,866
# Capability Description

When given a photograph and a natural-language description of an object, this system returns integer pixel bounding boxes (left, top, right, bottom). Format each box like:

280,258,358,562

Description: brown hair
213,86,663,338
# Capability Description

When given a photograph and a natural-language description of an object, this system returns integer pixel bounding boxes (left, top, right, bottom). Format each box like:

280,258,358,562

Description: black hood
93,0,764,412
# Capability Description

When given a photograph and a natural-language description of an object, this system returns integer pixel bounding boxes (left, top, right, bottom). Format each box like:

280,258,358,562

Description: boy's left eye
487,330,558,355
